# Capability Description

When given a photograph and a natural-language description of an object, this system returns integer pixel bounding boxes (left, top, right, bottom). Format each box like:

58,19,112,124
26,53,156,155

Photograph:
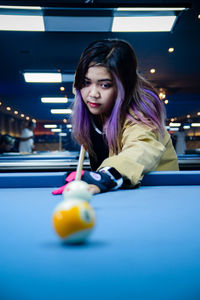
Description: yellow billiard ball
52,199,95,244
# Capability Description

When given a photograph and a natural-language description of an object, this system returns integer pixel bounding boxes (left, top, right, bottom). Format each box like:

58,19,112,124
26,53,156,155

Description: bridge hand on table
52,168,123,195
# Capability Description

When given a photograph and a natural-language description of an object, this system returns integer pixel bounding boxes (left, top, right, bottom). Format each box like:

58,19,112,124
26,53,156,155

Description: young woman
53,39,178,195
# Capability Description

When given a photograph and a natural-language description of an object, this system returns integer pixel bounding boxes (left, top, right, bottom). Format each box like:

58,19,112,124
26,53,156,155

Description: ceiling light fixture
0,6,42,10
117,7,185,12
150,68,156,74
168,47,174,53
44,124,57,128
170,127,179,131
0,6,44,31
191,123,200,127
112,16,176,32
51,128,62,132
169,122,181,127
51,109,72,114
112,6,186,32
41,97,68,103
24,73,62,83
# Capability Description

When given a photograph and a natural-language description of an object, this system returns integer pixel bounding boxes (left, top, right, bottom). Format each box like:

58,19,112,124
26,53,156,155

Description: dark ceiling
0,0,200,124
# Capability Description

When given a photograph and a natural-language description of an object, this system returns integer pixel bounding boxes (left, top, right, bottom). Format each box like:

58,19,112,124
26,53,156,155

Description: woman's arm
97,123,167,187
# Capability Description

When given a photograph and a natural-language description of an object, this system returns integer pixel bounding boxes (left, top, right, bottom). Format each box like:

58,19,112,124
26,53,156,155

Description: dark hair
72,39,165,155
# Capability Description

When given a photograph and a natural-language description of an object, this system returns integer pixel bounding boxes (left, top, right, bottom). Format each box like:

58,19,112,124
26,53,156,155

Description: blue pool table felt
0,178,200,300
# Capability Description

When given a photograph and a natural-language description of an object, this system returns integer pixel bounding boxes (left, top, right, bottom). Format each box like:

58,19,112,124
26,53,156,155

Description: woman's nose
89,84,100,98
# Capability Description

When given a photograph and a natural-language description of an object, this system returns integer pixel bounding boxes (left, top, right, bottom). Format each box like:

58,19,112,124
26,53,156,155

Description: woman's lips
88,102,100,108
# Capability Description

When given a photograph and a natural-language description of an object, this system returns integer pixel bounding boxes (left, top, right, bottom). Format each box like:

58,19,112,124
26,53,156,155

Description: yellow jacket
97,118,179,187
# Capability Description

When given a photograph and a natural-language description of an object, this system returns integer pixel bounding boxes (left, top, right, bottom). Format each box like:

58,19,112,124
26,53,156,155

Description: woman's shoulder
123,110,150,132
122,111,168,141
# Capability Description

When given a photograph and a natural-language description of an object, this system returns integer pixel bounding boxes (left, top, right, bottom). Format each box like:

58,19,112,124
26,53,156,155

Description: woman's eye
101,83,112,89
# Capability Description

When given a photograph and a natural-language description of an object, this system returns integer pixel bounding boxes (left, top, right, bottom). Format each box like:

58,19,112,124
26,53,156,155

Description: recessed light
150,68,156,74
168,47,174,53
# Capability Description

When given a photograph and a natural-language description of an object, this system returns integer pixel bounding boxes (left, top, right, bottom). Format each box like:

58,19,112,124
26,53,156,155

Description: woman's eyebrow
98,79,113,82
84,76,112,82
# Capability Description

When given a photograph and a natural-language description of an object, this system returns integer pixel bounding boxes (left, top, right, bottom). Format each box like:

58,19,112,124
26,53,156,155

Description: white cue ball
63,180,92,202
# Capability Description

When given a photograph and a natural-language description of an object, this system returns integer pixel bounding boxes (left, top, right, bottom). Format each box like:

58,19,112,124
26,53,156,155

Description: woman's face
80,65,117,117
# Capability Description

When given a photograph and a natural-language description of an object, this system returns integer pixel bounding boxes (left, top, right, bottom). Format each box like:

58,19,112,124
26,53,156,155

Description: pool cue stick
75,145,86,181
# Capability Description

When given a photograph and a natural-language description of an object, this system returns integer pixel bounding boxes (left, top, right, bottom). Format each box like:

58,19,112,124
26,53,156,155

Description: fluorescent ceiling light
59,133,67,136
170,127,179,131
24,73,62,83
67,124,72,128
191,123,200,127
183,125,190,129
112,16,176,32
0,15,44,31
44,124,57,128
117,7,185,11
169,122,181,127
51,128,62,132
51,109,72,114
0,6,41,10
41,97,68,103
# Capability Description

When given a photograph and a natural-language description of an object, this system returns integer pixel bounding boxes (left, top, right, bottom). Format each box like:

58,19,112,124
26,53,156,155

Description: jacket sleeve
97,123,165,186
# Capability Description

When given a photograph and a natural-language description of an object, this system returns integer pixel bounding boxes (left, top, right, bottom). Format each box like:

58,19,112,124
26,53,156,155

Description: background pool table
1,152,200,171
0,171,200,300
0,150,90,172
